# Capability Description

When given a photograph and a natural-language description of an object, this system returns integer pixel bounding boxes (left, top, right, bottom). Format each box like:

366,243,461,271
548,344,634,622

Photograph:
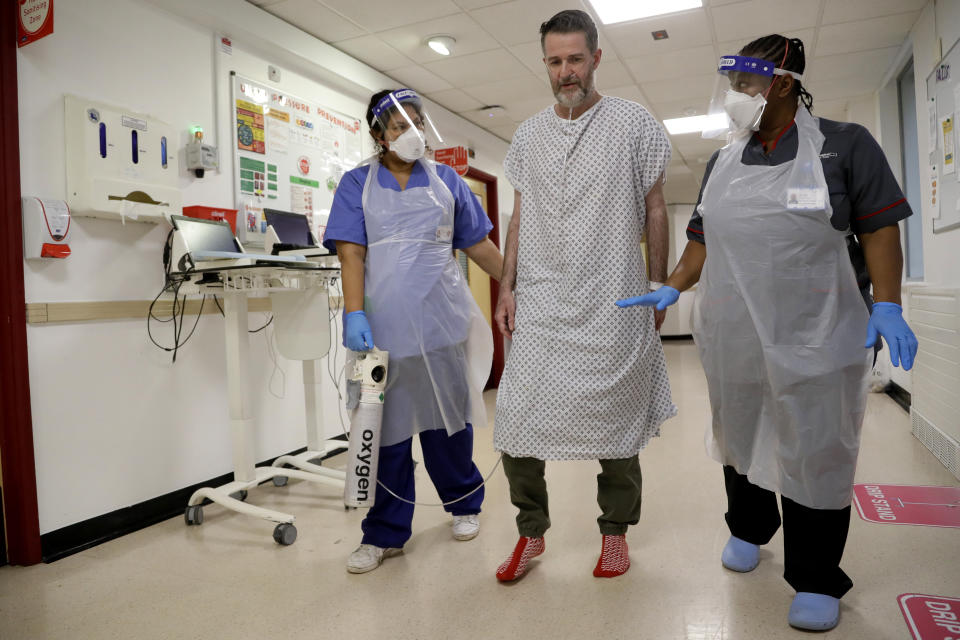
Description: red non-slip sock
496,536,545,582
593,534,630,578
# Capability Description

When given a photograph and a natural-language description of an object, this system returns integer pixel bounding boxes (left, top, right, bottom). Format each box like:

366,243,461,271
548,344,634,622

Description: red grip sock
496,536,545,582
593,534,630,578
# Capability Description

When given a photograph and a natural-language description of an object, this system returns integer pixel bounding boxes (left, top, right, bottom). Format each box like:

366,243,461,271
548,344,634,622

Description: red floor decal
853,484,960,528
900,594,960,639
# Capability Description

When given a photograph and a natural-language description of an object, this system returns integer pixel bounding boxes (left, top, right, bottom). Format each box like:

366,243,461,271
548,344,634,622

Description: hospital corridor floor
1,340,957,639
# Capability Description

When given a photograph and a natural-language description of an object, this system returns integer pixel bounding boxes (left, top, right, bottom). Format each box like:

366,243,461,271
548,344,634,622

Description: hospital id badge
436,225,453,242
786,187,826,211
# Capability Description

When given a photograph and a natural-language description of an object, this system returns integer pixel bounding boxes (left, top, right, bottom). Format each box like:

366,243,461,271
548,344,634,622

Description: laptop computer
263,209,331,256
170,215,306,271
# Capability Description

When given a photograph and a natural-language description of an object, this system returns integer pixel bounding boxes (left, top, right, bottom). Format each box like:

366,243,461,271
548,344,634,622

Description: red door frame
464,166,504,389
1,7,43,565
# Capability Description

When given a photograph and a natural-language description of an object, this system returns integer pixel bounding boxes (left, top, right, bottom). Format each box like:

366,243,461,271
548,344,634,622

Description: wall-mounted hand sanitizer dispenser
22,197,72,259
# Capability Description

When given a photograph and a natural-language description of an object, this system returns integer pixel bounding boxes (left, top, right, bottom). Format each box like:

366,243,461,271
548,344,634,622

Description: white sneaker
452,514,480,541
346,544,401,574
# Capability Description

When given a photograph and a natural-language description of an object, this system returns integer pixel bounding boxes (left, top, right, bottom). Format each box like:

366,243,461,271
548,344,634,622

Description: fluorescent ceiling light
663,113,727,135
588,0,703,24
426,35,456,56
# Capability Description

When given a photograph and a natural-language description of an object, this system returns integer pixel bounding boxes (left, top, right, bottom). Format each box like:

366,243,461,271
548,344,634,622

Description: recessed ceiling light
426,35,456,56
587,0,703,25
663,113,727,135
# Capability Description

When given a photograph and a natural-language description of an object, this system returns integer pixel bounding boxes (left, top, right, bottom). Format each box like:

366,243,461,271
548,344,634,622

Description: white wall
18,0,511,534
874,0,960,392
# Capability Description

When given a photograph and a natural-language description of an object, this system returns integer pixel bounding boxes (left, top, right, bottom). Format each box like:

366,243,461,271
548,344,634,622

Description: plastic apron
360,158,492,447
693,106,872,510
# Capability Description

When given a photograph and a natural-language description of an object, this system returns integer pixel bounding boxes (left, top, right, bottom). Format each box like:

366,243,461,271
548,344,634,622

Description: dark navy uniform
688,117,913,304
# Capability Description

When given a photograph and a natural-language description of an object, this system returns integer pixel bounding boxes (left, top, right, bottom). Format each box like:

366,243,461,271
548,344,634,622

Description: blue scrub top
323,161,493,253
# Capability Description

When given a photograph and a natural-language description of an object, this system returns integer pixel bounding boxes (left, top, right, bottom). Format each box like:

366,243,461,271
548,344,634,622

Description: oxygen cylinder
343,348,389,507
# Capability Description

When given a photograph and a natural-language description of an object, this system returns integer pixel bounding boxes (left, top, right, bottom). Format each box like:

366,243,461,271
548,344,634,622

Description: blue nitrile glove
344,310,374,352
865,302,918,370
616,286,680,310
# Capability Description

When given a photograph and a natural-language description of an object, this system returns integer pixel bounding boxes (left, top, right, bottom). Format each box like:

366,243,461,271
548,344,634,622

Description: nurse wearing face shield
323,89,504,574
618,35,918,631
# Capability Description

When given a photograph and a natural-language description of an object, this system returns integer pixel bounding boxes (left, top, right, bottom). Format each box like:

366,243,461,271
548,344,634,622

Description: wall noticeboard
231,73,363,245
926,38,960,234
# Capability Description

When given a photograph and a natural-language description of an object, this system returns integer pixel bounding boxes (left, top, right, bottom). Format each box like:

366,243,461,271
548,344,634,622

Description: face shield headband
369,89,443,143
702,55,805,138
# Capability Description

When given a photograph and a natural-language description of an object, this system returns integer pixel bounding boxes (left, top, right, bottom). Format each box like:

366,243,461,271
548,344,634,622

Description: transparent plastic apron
360,158,492,447
693,106,871,509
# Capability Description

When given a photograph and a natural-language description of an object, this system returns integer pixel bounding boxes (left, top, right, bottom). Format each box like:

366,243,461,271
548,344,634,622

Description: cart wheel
230,489,248,502
184,505,204,526
272,475,289,487
273,523,297,545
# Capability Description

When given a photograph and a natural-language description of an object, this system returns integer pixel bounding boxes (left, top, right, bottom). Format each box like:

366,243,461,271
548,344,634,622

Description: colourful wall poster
236,99,265,154
899,594,960,639
232,74,363,245
853,484,960,527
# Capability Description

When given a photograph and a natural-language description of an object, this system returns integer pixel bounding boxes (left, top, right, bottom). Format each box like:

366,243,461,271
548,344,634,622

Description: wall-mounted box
64,94,182,224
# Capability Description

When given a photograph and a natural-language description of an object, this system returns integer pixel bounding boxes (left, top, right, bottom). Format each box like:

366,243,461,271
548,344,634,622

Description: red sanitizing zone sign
899,594,960,639
853,484,960,528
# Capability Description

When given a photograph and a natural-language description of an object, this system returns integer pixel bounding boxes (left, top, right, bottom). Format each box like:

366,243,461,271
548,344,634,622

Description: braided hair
739,34,814,111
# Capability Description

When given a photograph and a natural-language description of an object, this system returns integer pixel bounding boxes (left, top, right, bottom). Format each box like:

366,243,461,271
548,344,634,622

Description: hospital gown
494,96,677,460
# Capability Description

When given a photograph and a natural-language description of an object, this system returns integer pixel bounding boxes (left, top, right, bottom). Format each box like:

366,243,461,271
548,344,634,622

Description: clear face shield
369,89,443,162
702,55,803,139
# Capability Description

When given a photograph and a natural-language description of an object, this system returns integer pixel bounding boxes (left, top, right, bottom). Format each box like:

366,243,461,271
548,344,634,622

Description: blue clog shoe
788,592,840,631
721,535,759,572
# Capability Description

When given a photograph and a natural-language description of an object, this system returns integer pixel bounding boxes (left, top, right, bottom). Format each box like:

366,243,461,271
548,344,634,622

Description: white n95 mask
389,127,425,162
723,90,766,132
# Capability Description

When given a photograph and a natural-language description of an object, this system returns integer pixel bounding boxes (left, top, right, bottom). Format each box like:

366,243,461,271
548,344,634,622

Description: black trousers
723,465,853,598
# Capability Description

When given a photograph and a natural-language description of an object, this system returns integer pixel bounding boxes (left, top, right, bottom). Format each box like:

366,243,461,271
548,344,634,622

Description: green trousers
501,453,642,537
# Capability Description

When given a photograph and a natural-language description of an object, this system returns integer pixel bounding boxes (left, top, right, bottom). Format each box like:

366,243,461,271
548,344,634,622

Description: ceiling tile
595,59,634,91
711,0,820,44
652,97,714,120
807,46,901,85
376,13,501,64
469,0,573,47
822,0,928,25
716,28,815,58
459,106,515,129
332,35,414,71
508,41,547,75
816,12,918,57
423,48,531,86
670,135,725,158
804,75,882,102
319,0,463,32
623,45,716,83
427,88,485,112
454,0,511,8
264,0,365,42
503,95,552,122
604,85,651,108
640,73,716,103
487,123,520,142
461,74,550,105
388,64,454,94
603,9,712,57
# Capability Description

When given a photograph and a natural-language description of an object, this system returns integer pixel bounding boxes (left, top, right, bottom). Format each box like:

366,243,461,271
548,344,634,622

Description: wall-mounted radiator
908,287,960,480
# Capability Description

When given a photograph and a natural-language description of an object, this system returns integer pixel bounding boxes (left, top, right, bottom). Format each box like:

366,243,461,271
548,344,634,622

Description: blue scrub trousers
360,424,484,549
